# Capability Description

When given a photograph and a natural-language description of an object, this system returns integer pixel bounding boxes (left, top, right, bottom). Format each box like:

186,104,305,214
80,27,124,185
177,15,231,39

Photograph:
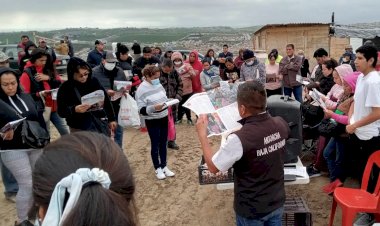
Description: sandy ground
0,123,360,226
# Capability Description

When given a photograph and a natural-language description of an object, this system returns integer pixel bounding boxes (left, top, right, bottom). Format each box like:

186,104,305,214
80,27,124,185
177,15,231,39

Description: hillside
0,26,262,45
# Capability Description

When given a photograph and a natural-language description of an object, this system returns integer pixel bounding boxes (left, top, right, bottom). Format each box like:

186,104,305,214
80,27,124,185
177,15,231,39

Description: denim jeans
145,117,168,169
323,137,345,182
50,112,70,135
283,85,303,103
0,157,18,195
236,207,284,226
114,124,124,149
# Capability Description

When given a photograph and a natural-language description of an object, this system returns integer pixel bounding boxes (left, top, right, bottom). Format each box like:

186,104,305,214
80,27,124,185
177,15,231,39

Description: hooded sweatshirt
172,52,195,95
330,72,360,125
324,64,353,109
185,50,203,93
0,67,46,150
57,57,115,130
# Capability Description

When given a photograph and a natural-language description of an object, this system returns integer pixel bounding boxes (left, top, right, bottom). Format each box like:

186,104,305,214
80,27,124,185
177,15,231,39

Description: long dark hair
29,48,56,79
32,132,137,226
205,49,215,58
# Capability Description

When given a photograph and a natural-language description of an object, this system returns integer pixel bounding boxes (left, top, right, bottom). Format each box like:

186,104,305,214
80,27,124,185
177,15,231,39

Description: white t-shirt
351,71,380,140
212,134,243,172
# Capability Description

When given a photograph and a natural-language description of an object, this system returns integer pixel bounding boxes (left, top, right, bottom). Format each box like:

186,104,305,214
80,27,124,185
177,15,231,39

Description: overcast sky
1,0,379,31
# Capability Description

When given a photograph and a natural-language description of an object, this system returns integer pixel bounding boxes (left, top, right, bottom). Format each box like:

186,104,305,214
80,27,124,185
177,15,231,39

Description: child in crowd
322,72,360,194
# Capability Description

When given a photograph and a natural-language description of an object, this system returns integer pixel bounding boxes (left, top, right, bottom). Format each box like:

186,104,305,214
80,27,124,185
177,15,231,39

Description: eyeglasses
1,81,17,87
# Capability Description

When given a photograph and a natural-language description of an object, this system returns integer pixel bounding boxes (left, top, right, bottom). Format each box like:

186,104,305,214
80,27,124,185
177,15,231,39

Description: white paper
51,88,59,100
163,99,180,109
183,83,242,137
302,81,310,86
40,88,59,100
309,89,327,109
111,81,132,101
123,70,132,80
0,118,26,139
284,166,308,178
81,90,105,112
182,93,215,115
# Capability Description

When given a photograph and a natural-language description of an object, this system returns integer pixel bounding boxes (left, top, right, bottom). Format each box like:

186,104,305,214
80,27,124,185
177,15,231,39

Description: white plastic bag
118,93,141,128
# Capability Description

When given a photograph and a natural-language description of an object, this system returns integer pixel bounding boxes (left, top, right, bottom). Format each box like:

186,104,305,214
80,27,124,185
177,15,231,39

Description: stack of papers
284,166,308,178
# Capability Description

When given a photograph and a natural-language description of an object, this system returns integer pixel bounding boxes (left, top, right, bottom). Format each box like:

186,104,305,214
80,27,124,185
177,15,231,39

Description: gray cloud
1,0,379,31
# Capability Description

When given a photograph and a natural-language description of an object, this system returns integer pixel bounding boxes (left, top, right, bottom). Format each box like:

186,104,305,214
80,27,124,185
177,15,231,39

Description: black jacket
0,93,46,150
57,58,115,130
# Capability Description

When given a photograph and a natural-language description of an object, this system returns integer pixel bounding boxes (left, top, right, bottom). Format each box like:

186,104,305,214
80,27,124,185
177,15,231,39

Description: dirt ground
0,123,360,226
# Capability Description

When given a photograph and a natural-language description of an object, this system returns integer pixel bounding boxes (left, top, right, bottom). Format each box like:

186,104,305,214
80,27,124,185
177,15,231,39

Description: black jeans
178,93,192,121
145,117,168,169
348,134,380,193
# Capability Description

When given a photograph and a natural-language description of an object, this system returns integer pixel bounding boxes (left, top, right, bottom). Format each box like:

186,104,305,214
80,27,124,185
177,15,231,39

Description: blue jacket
87,49,106,68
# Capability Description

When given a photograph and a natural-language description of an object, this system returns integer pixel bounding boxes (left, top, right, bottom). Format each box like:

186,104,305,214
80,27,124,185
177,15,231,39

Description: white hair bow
41,168,111,226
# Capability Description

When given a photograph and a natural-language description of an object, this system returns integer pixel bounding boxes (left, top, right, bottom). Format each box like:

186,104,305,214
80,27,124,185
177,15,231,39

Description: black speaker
267,95,302,163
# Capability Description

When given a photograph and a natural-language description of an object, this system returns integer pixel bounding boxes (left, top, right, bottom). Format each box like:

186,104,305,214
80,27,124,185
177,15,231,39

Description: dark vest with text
233,113,290,219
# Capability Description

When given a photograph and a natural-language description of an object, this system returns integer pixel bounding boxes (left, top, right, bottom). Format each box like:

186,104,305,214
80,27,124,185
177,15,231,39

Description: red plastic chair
328,150,380,226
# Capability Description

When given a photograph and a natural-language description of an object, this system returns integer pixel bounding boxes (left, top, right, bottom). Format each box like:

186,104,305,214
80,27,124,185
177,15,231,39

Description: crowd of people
0,32,379,225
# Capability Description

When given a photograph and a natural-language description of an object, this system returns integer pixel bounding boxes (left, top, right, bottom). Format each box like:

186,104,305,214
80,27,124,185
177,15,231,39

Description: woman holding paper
19,48,69,136
57,57,116,136
135,65,175,180
0,67,46,226
171,51,196,125
265,52,282,96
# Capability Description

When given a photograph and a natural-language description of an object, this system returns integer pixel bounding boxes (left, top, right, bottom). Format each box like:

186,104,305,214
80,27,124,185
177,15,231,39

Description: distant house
252,22,380,67
252,23,350,65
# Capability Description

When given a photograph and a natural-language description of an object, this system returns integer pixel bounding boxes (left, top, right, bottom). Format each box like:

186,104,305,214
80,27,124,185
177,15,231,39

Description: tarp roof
334,24,380,39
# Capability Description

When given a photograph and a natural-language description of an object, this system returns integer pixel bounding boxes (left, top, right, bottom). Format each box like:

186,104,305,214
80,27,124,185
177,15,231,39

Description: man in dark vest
196,80,290,226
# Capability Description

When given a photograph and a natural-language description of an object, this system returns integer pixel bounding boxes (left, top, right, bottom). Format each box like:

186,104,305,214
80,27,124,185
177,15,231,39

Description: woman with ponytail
32,132,137,226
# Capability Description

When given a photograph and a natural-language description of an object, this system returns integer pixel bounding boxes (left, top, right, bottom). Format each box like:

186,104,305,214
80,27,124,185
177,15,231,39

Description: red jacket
186,50,203,93
20,61,62,112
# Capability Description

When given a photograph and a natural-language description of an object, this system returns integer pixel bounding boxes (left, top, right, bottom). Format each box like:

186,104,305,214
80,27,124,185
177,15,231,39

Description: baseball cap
95,40,104,45
0,51,9,62
104,51,118,63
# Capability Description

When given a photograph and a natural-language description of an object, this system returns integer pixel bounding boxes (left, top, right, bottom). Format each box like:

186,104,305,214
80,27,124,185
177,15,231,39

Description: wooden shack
252,23,350,68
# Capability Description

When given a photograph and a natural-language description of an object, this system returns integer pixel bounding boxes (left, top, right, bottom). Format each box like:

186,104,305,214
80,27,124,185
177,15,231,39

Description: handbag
317,119,346,137
89,114,111,137
74,87,111,137
4,97,50,149
301,101,324,127
21,119,50,149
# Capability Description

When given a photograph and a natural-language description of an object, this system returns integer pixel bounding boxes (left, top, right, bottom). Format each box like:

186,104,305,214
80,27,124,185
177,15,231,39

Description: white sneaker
155,168,166,180
162,166,175,177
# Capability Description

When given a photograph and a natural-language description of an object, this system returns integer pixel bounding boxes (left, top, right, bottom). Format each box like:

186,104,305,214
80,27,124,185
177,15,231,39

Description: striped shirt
135,80,168,120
